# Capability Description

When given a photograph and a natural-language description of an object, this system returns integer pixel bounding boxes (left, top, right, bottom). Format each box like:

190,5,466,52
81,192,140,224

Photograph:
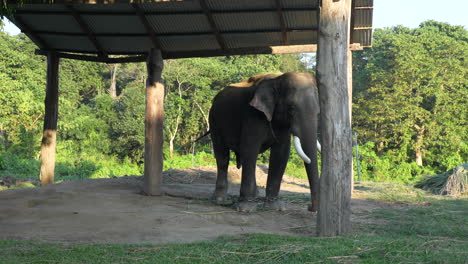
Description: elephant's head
249,72,320,210
249,72,320,163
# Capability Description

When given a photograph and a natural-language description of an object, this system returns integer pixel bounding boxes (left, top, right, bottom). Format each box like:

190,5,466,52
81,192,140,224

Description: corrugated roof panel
147,14,211,34
354,9,373,28
352,29,372,47
355,0,373,8
75,4,133,12
280,0,319,9
40,35,95,52
284,10,319,28
159,35,220,51
214,12,279,31
206,0,274,11
98,36,152,53
83,15,146,34
9,1,373,56
287,30,318,45
223,33,282,48
18,14,82,33
140,1,202,12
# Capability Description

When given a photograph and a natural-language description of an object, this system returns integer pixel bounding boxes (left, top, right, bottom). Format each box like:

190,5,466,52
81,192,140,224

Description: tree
353,21,467,173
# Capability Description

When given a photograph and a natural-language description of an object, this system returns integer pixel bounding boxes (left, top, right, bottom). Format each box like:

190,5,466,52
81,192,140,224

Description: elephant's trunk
294,121,320,212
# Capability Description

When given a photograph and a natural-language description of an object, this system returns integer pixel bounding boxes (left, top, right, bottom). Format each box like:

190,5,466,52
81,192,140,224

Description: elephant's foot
263,197,286,211
211,189,232,205
236,200,259,213
307,203,318,213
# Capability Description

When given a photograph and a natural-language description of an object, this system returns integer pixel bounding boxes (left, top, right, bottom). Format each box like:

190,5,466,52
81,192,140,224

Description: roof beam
33,28,319,38
14,8,319,16
65,4,107,58
132,3,162,50
13,16,49,49
35,49,147,63
274,0,288,45
199,0,226,50
36,44,362,62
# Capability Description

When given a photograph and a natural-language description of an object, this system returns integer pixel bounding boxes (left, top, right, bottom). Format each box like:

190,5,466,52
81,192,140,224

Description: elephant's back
209,86,254,147
211,85,253,112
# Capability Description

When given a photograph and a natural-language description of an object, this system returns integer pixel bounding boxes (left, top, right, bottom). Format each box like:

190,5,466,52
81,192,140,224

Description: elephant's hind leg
237,151,260,212
212,143,230,204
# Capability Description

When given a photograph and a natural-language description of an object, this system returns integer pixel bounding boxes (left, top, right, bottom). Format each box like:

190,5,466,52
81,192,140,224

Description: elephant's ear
249,80,276,122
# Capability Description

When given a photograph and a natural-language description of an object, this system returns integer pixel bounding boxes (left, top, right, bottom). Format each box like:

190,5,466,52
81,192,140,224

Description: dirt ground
0,166,389,244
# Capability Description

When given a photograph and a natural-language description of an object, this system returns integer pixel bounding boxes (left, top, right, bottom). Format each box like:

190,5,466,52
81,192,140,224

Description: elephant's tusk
293,136,311,164
317,140,322,153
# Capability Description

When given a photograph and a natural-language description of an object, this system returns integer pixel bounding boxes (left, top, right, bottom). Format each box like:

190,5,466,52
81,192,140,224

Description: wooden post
144,49,164,196
39,52,60,186
348,49,354,193
316,0,353,236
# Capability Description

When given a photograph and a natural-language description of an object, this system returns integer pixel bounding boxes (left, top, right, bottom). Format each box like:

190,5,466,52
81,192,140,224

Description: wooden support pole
316,0,353,236
39,52,60,186
144,48,164,196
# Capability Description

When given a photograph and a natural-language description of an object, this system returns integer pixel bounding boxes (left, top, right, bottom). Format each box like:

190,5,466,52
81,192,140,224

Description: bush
164,151,215,170
355,142,435,183
0,151,39,179
55,155,141,182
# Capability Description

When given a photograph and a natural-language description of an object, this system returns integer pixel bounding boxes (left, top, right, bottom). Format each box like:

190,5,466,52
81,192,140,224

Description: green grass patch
354,181,429,205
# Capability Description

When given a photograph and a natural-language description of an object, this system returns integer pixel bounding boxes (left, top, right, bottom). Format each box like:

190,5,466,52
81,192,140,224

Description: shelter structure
6,0,373,236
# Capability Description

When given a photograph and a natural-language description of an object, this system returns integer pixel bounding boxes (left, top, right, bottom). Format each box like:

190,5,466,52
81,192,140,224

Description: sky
3,0,468,35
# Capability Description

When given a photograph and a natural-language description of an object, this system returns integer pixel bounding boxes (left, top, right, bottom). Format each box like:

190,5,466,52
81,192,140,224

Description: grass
354,181,429,205
1,182,467,264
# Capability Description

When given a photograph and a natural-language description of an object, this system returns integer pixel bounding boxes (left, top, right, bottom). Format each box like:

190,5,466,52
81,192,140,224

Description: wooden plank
316,0,353,236
165,45,319,59
199,0,226,50
66,4,107,58
39,52,60,186
144,48,164,196
13,8,318,16
35,49,146,63
274,0,288,45
35,44,362,62
132,3,162,50
32,28,319,38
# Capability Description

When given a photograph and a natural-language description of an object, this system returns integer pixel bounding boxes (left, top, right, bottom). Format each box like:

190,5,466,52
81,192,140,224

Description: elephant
209,72,320,212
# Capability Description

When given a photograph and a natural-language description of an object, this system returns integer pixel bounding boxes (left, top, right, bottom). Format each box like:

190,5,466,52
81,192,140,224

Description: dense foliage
352,21,467,182
0,20,466,183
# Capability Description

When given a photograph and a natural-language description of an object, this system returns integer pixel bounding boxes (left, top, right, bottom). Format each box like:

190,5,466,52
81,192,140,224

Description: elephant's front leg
264,133,291,211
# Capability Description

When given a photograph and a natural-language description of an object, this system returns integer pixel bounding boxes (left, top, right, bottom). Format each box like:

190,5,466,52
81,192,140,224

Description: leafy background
0,20,466,183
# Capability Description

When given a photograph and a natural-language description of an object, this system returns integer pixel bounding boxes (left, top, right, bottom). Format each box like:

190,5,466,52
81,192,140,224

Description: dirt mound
415,163,468,196
0,166,386,244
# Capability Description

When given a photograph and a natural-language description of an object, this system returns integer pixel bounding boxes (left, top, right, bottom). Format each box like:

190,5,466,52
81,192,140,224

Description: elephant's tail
194,130,211,142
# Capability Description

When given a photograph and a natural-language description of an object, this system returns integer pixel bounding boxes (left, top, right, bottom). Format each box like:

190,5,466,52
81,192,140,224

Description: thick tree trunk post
39,52,60,186
316,0,353,236
144,49,164,196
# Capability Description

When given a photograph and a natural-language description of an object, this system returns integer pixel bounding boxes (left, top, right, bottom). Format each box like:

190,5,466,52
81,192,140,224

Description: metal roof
7,0,373,62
